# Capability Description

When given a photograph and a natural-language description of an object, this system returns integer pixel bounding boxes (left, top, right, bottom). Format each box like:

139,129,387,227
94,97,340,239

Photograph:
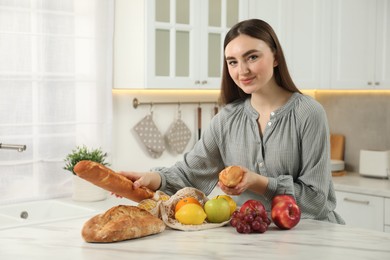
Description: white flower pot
72,175,108,202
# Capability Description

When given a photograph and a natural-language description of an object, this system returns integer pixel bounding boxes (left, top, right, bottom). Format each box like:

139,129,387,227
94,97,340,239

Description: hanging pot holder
165,107,192,154
133,114,166,158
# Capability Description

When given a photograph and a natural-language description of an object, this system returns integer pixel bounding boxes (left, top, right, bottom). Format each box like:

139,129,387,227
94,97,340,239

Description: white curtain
0,0,113,204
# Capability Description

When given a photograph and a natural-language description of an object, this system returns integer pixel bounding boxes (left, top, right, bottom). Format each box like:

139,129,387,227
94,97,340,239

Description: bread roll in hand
218,166,244,188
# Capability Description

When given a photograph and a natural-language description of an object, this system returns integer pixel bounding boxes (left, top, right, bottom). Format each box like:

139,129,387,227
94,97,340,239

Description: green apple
204,197,231,223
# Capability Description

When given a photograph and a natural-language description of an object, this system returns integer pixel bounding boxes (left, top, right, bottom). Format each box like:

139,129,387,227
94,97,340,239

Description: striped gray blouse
154,92,345,224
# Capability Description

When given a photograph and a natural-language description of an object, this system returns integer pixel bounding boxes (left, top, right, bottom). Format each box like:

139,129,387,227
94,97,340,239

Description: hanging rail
132,98,219,109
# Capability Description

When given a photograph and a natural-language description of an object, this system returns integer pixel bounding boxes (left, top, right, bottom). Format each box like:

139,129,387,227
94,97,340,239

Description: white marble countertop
1,173,390,260
332,172,390,198
1,196,390,260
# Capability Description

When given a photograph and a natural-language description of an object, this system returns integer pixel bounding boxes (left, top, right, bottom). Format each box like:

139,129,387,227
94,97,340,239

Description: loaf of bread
82,205,165,242
218,166,244,187
73,160,156,202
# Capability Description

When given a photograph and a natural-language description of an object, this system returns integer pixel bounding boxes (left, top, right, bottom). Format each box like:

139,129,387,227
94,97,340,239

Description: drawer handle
344,198,370,205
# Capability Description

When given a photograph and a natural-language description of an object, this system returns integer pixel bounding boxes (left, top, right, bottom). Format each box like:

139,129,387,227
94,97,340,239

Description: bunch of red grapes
230,210,271,233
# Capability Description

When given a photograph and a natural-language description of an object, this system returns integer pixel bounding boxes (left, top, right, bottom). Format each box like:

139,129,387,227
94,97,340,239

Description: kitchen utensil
330,134,346,176
213,104,218,115
197,105,202,140
330,134,345,160
331,159,345,172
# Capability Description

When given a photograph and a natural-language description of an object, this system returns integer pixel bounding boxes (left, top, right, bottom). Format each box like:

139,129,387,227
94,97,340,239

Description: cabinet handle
201,80,207,85
195,80,200,85
344,197,370,205
375,82,380,85
367,82,372,85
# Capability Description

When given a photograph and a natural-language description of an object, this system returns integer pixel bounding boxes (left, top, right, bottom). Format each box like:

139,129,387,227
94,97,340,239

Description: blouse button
267,122,272,126
259,162,264,167
270,112,275,116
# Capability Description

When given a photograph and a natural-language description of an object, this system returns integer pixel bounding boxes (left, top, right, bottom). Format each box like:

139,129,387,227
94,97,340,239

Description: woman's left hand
218,167,268,196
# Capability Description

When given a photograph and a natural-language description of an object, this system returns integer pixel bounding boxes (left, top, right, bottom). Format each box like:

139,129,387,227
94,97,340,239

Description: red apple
271,194,296,208
239,199,266,217
271,201,301,230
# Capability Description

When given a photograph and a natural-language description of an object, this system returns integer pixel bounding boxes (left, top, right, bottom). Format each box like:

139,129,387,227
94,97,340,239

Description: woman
121,19,344,224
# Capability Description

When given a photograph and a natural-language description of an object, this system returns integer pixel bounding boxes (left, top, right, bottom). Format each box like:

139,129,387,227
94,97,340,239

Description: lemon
175,203,207,225
213,195,237,215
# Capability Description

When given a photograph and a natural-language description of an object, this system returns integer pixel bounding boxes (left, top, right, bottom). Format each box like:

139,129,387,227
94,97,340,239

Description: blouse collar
244,92,301,120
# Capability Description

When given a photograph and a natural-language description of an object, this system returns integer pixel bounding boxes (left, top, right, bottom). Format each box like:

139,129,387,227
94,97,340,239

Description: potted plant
64,145,110,202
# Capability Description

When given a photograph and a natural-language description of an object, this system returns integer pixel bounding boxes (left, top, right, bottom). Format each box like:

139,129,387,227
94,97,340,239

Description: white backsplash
112,91,219,172
112,90,390,175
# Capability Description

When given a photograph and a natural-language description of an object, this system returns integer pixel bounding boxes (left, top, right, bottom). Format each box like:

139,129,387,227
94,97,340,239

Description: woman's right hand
118,171,162,191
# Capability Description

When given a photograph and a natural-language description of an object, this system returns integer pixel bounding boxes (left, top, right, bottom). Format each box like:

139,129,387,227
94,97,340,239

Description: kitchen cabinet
113,0,249,89
250,0,390,90
330,0,390,89
114,0,390,90
248,0,331,90
248,0,330,89
385,198,390,233
335,191,384,232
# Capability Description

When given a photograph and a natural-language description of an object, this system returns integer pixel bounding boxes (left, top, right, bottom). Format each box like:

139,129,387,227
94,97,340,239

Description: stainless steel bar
343,197,370,205
132,98,218,109
0,143,27,152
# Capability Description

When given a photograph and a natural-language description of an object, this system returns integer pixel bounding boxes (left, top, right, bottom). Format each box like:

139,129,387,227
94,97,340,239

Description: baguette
73,160,156,202
218,166,244,188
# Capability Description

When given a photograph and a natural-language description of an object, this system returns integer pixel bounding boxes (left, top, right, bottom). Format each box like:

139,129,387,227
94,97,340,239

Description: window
0,0,113,204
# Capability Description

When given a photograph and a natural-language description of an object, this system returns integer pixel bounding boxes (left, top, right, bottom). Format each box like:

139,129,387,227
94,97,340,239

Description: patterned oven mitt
165,118,192,154
133,115,166,158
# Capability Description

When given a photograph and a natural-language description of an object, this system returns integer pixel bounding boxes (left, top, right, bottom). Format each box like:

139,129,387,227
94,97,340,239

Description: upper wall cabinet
250,0,390,90
113,0,249,89
247,0,330,89
330,0,390,89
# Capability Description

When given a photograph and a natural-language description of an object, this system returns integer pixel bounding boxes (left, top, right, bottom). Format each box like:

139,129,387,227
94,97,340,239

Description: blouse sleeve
295,103,332,219
270,101,332,219
152,116,226,196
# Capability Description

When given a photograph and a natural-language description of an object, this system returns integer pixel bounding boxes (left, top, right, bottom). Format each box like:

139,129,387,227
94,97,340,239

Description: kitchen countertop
1,173,390,259
1,196,390,260
332,172,390,198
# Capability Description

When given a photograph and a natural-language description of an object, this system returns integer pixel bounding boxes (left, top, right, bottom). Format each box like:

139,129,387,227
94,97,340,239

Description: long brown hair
219,19,301,105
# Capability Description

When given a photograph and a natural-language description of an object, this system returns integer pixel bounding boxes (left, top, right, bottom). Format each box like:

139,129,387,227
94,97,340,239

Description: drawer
336,191,384,231
385,198,390,226
385,225,390,233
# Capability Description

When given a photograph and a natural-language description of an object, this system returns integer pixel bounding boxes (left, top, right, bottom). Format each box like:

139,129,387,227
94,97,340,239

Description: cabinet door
197,0,244,89
385,198,390,233
336,191,384,231
283,0,329,89
248,0,329,90
330,0,377,89
146,0,196,89
374,0,390,89
113,0,146,89
385,226,390,233
147,0,246,89
385,198,390,227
